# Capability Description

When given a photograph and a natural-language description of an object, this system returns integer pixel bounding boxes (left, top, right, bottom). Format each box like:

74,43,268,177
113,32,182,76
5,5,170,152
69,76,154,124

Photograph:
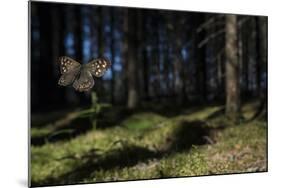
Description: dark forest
30,2,268,187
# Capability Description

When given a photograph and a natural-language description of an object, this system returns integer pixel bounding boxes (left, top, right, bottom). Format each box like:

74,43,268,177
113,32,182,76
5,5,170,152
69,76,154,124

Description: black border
28,0,269,187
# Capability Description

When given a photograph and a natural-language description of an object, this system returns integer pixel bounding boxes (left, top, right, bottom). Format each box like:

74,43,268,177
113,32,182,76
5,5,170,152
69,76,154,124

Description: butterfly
58,56,111,92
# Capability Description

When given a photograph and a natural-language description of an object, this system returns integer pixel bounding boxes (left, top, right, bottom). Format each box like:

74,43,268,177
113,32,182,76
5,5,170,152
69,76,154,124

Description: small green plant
77,92,111,130
90,92,101,129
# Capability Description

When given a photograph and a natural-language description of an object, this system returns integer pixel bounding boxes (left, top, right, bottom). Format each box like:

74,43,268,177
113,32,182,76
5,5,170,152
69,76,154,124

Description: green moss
121,112,166,131
31,102,267,186
31,127,53,138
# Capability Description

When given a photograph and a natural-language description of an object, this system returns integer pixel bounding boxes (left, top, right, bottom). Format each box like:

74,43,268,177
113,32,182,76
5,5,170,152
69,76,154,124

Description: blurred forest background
30,2,267,187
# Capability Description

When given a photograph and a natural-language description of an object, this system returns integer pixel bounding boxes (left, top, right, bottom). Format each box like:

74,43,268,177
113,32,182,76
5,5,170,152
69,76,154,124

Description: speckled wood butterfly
58,56,111,92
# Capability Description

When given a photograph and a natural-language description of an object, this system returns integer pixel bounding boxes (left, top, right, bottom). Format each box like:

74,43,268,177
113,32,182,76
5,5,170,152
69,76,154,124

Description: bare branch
196,15,224,33
198,29,225,48
238,17,250,28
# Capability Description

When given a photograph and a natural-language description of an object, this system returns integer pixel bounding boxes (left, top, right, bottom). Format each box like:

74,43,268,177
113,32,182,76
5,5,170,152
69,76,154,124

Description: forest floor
30,101,267,187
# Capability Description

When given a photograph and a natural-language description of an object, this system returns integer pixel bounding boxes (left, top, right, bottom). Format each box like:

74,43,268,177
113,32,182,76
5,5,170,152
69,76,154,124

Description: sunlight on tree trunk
225,15,241,122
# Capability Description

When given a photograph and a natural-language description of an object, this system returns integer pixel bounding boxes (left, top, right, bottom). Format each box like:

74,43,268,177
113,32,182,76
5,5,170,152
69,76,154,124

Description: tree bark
136,10,145,101
52,5,66,104
110,8,115,104
173,45,184,104
142,44,149,100
195,15,207,102
95,7,105,97
97,7,104,57
38,4,55,107
164,41,171,96
74,6,83,62
242,21,249,95
255,17,261,93
153,15,161,98
255,16,267,95
126,9,139,109
251,16,267,120
225,15,241,121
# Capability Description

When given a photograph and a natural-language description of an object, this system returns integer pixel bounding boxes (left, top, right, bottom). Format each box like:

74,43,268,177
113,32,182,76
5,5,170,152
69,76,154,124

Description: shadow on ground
31,102,215,146
31,107,133,146
31,120,226,187
31,117,92,146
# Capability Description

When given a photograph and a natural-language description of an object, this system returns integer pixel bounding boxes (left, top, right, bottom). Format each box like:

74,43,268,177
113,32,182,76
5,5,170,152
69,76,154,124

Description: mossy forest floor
31,101,267,187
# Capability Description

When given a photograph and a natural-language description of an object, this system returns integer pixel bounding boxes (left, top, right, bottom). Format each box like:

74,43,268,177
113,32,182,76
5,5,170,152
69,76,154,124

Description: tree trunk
251,16,267,120
195,15,207,102
225,15,241,121
110,8,115,104
173,46,184,104
258,17,268,73
142,44,149,100
242,22,249,95
51,6,60,76
154,16,161,98
255,16,267,96
126,10,139,109
140,12,149,100
97,7,104,57
136,10,145,101
238,17,243,85
164,42,171,96
52,5,66,104
38,4,55,107
255,17,261,94
168,15,185,104
95,7,105,98
74,6,83,62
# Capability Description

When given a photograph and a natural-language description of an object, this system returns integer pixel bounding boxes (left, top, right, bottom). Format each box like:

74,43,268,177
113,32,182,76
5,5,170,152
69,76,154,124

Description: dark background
30,2,268,186
30,1,267,124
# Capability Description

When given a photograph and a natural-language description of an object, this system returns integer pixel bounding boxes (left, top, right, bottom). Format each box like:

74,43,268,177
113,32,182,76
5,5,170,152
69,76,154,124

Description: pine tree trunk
97,7,104,57
255,17,261,94
96,7,105,97
195,15,207,102
110,8,115,104
136,10,145,101
242,22,249,95
173,46,184,104
38,3,55,106
154,17,161,98
142,45,149,100
74,6,83,62
225,15,241,121
126,10,139,109
52,5,66,104
251,16,267,120
164,42,170,96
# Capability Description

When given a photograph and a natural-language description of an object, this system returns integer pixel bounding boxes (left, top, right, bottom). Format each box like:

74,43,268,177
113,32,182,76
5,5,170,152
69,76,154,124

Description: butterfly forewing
58,56,81,86
59,56,81,74
57,56,111,92
87,57,111,77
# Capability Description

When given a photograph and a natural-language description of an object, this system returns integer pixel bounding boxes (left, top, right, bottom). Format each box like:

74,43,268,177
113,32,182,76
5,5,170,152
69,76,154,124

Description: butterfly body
58,56,111,92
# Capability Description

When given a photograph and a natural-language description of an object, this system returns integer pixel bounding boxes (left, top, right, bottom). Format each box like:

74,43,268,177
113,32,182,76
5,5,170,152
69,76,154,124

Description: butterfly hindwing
73,68,94,92
86,57,111,77
57,56,110,92
58,56,81,86
58,70,80,86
